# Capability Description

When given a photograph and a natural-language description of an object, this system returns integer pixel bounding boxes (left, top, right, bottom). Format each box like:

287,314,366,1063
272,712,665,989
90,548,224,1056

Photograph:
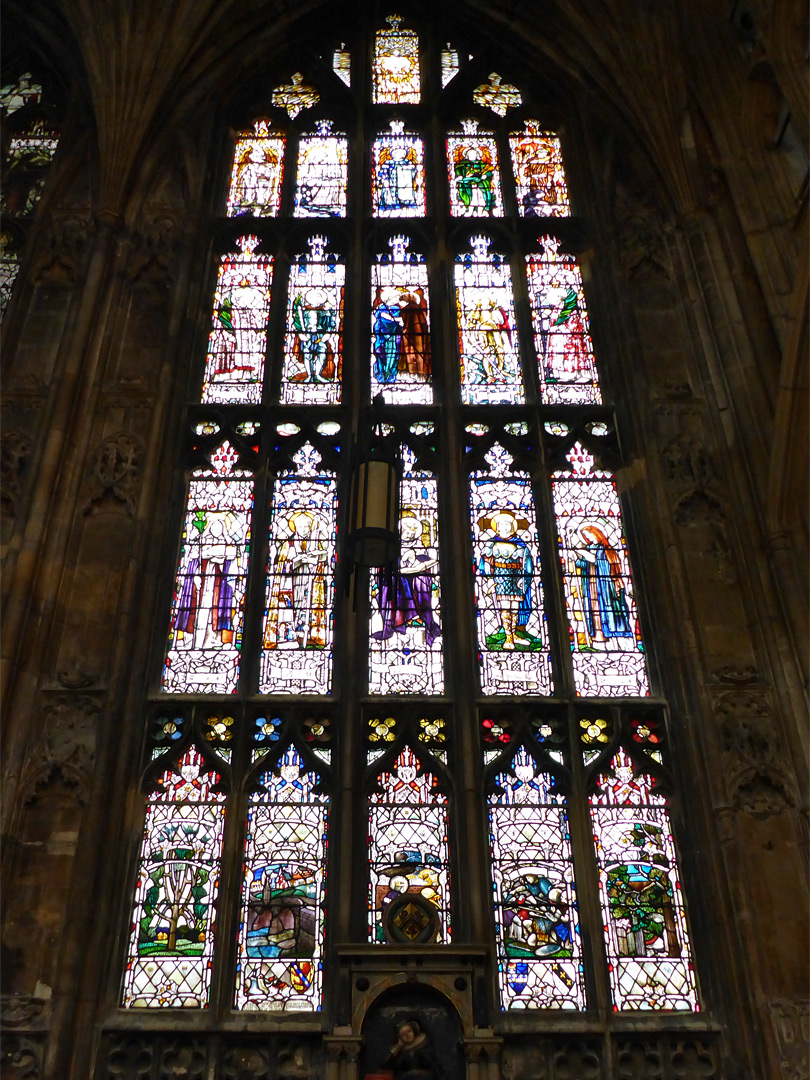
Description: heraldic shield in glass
489,747,585,1009
552,443,649,697
282,236,344,404
447,120,504,218
122,749,226,1008
226,121,285,217
591,750,698,1011
372,121,427,218
293,121,348,218
235,748,328,1011
369,445,443,694
368,748,451,945
471,444,552,695
373,15,420,104
527,236,601,406
456,236,523,404
202,235,273,405
260,443,337,695
370,236,432,404
510,122,570,218
162,443,253,695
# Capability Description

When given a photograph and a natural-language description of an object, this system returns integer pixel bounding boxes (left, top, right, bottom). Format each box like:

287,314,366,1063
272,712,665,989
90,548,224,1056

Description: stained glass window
122,748,226,1008
271,73,319,119
332,45,351,86
293,121,348,218
226,121,285,218
236,747,328,1011
201,235,272,404
368,747,451,944
590,748,697,1010
0,233,20,323
281,236,344,404
527,235,600,405
369,444,443,694
370,236,432,403
373,16,420,104
372,122,426,218
440,44,459,87
447,120,503,217
260,442,337,694
510,122,570,218
470,444,552,695
0,72,43,112
489,747,585,1009
455,236,523,404
473,73,522,117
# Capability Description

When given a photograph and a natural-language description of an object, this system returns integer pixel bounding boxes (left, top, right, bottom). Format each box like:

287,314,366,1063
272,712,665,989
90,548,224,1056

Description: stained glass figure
527,236,600,405
373,16,420,105
510,123,570,218
370,446,443,694
294,121,348,218
2,121,59,217
271,73,320,119
368,747,451,944
332,45,351,86
235,748,328,1011
0,73,43,113
122,748,226,1008
470,444,552,695
282,236,344,405
447,120,503,217
372,122,426,218
591,750,698,1010
440,45,459,87
162,445,253,695
260,443,337,694
473,72,522,117
370,236,432,403
489,748,585,1009
0,233,20,322
201,235,272,404
552,443,648,696
226,121,285,218
455,236,523,404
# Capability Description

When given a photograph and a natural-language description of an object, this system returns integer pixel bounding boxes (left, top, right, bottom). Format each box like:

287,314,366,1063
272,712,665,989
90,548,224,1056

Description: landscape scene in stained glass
294,121,348,218
202,235,272,404
122,749,226,1008
447,121,503,217
591,749,698,1011
456,237,523,405
489,748,585,1009
527,236,600,405
510,123,570,218
372,122,426,218
373,16,420,104
235,748,327,1011
371,236,432,404
226,121,285,217
552,444,649,697
282,236,344,404
470,445,552,695
370,446,443,694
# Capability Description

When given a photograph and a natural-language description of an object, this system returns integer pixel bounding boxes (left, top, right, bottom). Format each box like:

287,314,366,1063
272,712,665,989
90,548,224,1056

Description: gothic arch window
122,14,700,1021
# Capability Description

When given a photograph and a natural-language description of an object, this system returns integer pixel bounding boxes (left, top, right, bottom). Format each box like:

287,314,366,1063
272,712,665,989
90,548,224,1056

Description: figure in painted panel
385,1020,444,1080
477,511,541,651
502,868,572,959
453,144,495,212
538,286,589,383
174,511,239,651
514,138,563,216
574,525,633,644
377,145,419,212
374,513,441,645
467,297,512,383
398,287,430,377
264,509,329,651
210,268,268,379
372,287,404,384
231,141,281,215
290,289,338,384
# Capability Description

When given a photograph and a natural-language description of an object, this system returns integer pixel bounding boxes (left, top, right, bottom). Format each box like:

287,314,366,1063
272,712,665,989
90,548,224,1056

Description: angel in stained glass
452,142,495,213
230,137,283,216
575,524,634,647
477,510,542,651
378,144,420,213
264,509,329,651
373,512,441,646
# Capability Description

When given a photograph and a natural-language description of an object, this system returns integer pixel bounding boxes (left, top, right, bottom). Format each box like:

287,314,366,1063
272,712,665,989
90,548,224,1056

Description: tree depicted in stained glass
510,123,570,218
201,235,272,404
293,121,348,218
447,120,503,217
591,749,698,1010
372,122,426,218
122,748,226,1008
455,236,523,404
471,445,552,695
373,16,420,104
368,747,451,944
162,443,253,695
281,236,344,405
489,747,585,1009
0,233,19,323
370,446,442,694
527,236,600,405
260,443,337,694
371,235,432,403
235,748,328,1011
552,443,648,696
226,121,285,218
473,73,522,117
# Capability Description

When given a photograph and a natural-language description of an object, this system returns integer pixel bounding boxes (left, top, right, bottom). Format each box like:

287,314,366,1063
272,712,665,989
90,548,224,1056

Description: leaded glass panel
227,121,285,217
293,121,348,218
371,122,426,218
447,120,503,217
510,123,570,218
373,16,420,104
371,236,432,403
281,236,344,404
